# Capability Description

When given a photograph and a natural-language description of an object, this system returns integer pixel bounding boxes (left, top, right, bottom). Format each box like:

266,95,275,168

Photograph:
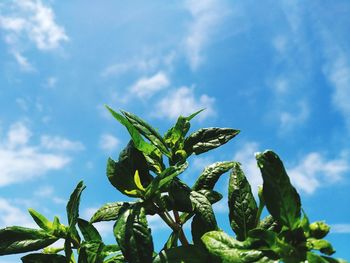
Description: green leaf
153,245,207,263
309,221,331,239
201,231,263,263
66,180,86,229
192,161,235,191
28,208,52,232
105,105,156,155
145,162,188,199
122,110,171,156
307,252,329,263
168,178,192,213
228,162,258,241
184,128,240,155
197,189,223,204
90,202,133,223
78,241,105,263
102,256,124,263
256,150,301,230
164,110,203,150
0,226,57,255
258,215,281,232
107,141,153,197
113,205,153,263
77,218,102,242
21,253,67,263
190,191,218,244
103,254,125,263
307,238,335,255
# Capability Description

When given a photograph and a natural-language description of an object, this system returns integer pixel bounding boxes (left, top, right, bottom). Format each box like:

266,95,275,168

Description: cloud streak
0,122,83,187
155,86,215,120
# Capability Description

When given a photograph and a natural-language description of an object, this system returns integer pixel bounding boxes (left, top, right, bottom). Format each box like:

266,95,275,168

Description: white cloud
0,121,82,187
6,122,32,147
330,224,350,234
155,86,215,120
130,71,170,99
40,135,85,151
288,152,349,194
0,0,69,50
12,50,35,71
99,133,120,153
184,0,228,70
0,198,34,228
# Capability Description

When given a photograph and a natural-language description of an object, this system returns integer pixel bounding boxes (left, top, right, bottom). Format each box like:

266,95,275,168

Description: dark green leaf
90,202,133,223
78,241,105,263
105,105,156,155
21,253,67,263
168,178,193,213
228,162,258,241
153,245,207,263
201,231,263,263
190,191,218,244
0,226,57,255
122,110,171,156
107,141,153,197
184,128,239,155
77,218,102,242
256,150,301,230
102,244,120,256
197,189,223,204
66,181,86,229
192,161,235,191
114,205,153,263
145,162,188,199
258,215,281,232
28,208,52,232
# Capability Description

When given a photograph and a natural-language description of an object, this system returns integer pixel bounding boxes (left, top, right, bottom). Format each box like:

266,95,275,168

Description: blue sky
0,0,350,261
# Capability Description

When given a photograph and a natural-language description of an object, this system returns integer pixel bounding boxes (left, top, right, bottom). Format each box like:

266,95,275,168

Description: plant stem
158,211,189,246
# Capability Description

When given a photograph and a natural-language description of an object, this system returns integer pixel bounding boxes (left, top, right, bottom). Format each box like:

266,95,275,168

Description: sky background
0,0,350,261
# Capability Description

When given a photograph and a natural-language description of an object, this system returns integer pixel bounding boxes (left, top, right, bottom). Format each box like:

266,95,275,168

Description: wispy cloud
130,71,170,99
0,121,82,187
99,133,120,153
184,0,229,70
330,224,350,234
155,86,215,120
0,0,68,70
0,0,69,50
323,50,350,128
0,198,34,228
288,152,349,194
40,135,85,151
12,50,35,71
